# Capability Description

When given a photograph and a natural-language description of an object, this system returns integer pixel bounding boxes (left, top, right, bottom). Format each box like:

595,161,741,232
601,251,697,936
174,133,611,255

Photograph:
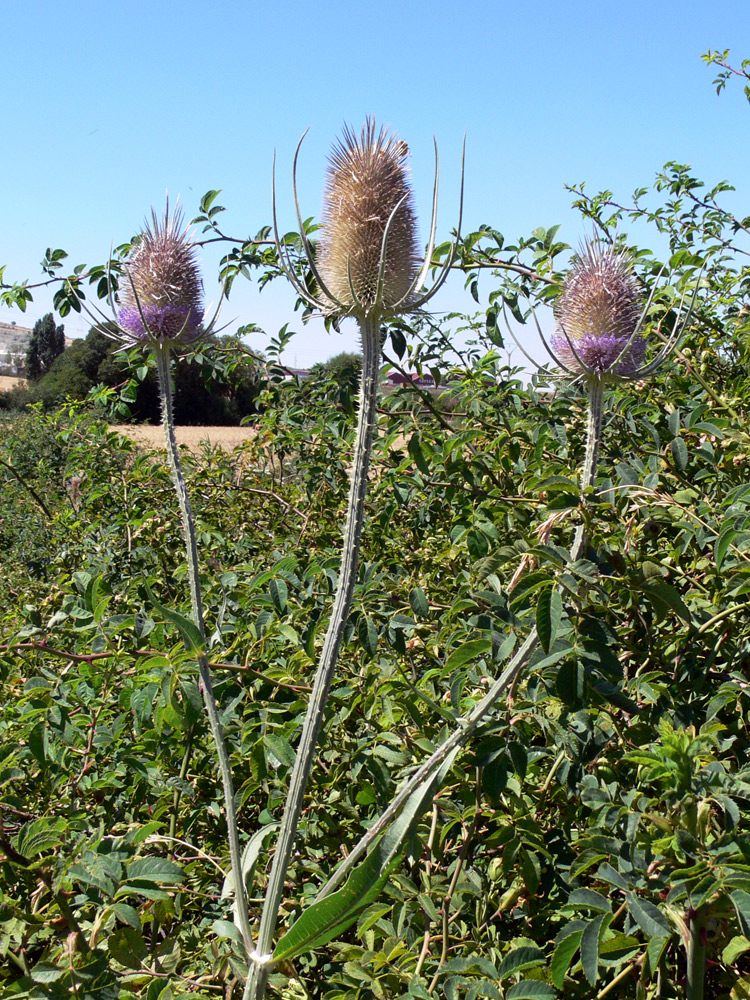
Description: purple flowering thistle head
317,118,420,317
118,204,204,346
551,239,645,379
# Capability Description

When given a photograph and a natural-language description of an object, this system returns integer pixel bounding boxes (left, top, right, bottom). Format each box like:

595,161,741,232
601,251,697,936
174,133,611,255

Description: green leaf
15,816,67,859
222,824,280,903
265,734,296,769
550,924,584,988
731,890,750,936
723,935,750,964
716,524,739,568
627,894,671,938
496,946,545,979
108,926,148,968
274,747,461,965
567,889,612,913
445,638,492,672
640,579,692,623
269,578,288,613
581,912,611,985
506,984,557,999
358,615,379,659
272,848,400,963
671,436,688,470
536,586,562,654
145,583,204,653
31,964,65,983
410,586,430,617
125,857,183,885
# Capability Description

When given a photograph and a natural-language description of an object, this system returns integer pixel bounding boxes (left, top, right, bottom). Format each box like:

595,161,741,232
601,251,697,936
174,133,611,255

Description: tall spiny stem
318,379,608,899
244,319,382,1000
571,378,604,563
154,345,254,959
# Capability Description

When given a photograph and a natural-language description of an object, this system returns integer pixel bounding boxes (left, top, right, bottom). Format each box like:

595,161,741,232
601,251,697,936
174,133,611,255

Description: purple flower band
550,330,646,377
118,303,204,343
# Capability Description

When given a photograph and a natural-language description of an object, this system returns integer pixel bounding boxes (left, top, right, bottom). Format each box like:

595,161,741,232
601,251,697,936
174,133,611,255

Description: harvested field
0,376,26,391
111,424,258,451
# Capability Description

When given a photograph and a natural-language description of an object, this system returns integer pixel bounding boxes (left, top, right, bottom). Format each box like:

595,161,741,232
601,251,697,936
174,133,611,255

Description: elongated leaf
445,638,492,672
496,946,545,979
272,849,400,963
550,924,584,988
581,912,611,985
145,583,204,653
627,893,671,938
410,586,430,617
536,586,562,654
506,983,557,999
221,823,280,902
15,816,67,860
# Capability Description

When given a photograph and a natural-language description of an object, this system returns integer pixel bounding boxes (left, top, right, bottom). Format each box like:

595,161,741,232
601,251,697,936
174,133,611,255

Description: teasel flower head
273,118,464,324
550,239,645,380
118,204,204,345
317,121,419,317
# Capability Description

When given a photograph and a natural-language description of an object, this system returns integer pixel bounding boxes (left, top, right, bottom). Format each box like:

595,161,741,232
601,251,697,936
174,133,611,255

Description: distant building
0,320,74,375
0,321,33,375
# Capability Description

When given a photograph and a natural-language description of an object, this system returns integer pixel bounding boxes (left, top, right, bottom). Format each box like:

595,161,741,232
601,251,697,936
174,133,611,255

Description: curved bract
273,118,464,322
504,238,701,386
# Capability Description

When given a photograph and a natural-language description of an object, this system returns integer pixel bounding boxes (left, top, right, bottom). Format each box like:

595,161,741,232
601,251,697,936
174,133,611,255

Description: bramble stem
155,345,254,959
244,316,382,1000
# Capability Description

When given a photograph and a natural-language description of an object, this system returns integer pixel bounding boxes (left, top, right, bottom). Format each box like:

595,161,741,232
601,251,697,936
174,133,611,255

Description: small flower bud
118,205,204,345
551,240,645,378
317,119,419,317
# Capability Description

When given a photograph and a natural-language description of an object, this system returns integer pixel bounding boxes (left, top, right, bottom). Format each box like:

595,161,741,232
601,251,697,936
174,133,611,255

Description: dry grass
0,376,26,391
111,424,259,452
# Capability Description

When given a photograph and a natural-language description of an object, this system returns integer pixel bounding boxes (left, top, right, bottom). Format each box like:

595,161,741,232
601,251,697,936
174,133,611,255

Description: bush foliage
2,49,750,1000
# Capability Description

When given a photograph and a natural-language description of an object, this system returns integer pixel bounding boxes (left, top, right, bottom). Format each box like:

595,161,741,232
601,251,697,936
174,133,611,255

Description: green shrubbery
2,50,750,1000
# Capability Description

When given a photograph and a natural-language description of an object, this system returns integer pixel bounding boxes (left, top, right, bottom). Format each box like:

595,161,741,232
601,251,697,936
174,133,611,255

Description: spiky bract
552,240,644,379
317,119,419,317
118,206,204,345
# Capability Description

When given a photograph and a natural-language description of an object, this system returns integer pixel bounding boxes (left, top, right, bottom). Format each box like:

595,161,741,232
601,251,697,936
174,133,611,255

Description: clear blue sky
2,0,749,366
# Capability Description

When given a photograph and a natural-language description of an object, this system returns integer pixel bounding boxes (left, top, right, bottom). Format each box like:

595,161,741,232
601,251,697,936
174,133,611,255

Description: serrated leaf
15,816,67,860
671,436,688,470
108,926,148,969
550,924,584,988
496,946,545,979
410,586,430,617
445,638,492,672
506,983,557,999
272,849,400,963
724,935,750,964
581,912,611,985
269,578,288,613
125,857,183,885
265,734,296,769
145,584,204,653
536,586,562,654
627,894,671,938
568,888,612,912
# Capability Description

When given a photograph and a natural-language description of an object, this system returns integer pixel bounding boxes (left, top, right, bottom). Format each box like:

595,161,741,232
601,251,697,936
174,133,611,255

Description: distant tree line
1,318,267,425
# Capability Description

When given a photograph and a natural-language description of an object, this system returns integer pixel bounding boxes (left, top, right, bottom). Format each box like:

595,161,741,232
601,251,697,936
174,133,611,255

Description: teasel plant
504,237,702,560
311,238,703,934
241,120,463,998
84,204,256,960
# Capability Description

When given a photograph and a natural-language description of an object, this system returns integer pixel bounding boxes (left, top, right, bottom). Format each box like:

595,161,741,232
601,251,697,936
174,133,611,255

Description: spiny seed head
118,204,204,345
551,240,645,378
317,118,419,317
